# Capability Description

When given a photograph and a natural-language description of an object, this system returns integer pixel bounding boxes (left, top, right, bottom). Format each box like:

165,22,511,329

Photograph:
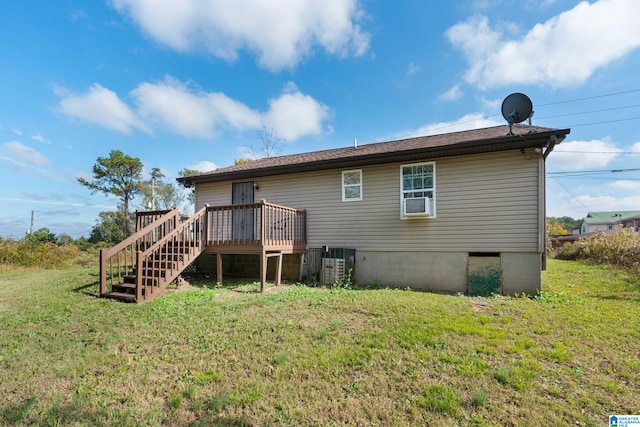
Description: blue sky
1,0,640,238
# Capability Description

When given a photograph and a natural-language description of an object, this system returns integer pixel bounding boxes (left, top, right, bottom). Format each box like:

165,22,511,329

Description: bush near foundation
555,229,640,271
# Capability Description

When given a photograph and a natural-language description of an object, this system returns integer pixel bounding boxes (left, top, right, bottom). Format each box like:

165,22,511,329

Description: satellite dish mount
501,93,533,135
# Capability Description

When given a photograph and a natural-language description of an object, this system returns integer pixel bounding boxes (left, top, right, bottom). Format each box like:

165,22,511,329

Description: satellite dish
501,93,533,135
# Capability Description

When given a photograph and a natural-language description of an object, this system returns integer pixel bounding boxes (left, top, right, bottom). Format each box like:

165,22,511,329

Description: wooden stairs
100,207,206,303
99,201,308,303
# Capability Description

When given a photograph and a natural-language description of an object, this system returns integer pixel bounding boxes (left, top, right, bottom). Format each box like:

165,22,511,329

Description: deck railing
100,201,307,301
204,201,306,250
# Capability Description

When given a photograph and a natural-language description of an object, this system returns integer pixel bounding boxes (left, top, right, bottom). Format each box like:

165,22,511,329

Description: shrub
554,229,640,271
554,242,585,261
0,237,98,269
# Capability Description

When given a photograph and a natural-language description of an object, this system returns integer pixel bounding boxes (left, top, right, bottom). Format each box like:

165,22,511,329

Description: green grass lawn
0,260,638,426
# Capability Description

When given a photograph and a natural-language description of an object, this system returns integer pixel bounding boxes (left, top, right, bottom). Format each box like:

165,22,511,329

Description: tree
555,216,580,231
546,218,570,239
78,150,143,237
242,125,283,159
57,234,73,245
178,168,200,206
140,167,166,210
234,158,252,165
26,227,57,244
88,211,129,244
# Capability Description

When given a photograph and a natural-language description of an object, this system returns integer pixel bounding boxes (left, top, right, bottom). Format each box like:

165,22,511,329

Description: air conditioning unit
320,258,345,284
403,197,432,217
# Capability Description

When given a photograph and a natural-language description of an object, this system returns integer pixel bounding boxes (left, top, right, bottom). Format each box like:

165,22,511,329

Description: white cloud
630,142,640,153
110,0,370,71
439,84,463,102
57,84,150,134
263,83,331,141
31,134,51,144
55,78,330,141
132,77,261,138
400,113,503,138
187,161,218,172
446,0,640,89
553,193,640,219
548,138,623,171
406,62,421,76
606,180,640,192
0,141,52,167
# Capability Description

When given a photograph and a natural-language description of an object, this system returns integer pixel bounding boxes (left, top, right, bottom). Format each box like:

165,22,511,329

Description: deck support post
99,248,107,296
260,251,267,293
275,253,283,287
216,253,223,284
136,251,144,303
261,252,283,291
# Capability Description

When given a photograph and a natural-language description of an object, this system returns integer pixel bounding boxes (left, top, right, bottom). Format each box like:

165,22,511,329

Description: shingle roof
178,124,570,186
583,211,640,224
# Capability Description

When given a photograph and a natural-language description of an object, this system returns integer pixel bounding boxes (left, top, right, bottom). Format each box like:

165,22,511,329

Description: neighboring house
178,124,570,296
578,211,640,234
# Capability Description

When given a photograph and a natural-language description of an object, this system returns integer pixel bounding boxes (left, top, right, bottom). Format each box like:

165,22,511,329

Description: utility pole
28,210,34,235
151,176,156,210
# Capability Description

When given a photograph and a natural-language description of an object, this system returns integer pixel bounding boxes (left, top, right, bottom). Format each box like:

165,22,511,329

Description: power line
396,88,640,140
549,175,592,212
547,175,640,182
553,150,640,154
534,104,640,120
557,116,640,128
537,88,640,107
547,168,640,176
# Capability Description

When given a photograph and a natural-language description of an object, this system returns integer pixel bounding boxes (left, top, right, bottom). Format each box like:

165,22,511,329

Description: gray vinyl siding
195,149,541,252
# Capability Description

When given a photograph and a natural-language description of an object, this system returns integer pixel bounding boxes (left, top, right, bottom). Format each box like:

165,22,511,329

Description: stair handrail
103,207,180,258
99,207,179,296
139,205,207,256
134,205,208,301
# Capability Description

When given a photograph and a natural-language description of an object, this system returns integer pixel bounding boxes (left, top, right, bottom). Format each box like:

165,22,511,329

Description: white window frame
342,169,362,202
400,161,436,219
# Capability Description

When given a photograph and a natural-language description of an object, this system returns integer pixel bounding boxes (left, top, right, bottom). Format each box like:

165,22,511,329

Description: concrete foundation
354,250,541,295
192,250,541,295
355,251,468,293
501,252,541,295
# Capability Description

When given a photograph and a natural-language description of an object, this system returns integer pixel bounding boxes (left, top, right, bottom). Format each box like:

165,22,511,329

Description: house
173,123,570,297
578,211,640,234
97,124,569,303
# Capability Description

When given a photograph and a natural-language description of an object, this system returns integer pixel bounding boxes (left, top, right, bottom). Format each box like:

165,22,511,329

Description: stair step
124,274,136,284
103,291,137,302
113,282,136,293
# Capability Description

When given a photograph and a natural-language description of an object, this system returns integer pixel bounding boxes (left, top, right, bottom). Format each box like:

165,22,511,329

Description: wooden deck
99,201,307,303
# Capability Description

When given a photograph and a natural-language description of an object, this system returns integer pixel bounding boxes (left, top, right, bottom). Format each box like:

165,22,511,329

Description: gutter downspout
543,134,557,160
540,134,557,271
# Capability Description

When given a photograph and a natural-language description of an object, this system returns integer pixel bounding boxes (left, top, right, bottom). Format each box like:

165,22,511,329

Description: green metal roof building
579,211,640,234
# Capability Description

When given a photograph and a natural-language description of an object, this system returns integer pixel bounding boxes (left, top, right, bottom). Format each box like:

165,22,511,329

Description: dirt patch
164,275,293,297
470,299,490,314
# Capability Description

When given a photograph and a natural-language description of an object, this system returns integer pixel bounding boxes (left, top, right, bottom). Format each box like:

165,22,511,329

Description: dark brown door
232,182,255,240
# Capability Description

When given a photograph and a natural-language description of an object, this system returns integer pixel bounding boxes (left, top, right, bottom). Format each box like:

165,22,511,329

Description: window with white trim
342,169,362,201
400,162,435,218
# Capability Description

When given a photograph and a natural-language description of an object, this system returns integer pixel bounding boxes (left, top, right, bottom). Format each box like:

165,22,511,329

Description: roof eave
178,129,569,186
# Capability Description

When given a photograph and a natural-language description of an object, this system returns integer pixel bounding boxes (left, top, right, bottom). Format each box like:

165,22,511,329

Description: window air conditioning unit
403,197,432,217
